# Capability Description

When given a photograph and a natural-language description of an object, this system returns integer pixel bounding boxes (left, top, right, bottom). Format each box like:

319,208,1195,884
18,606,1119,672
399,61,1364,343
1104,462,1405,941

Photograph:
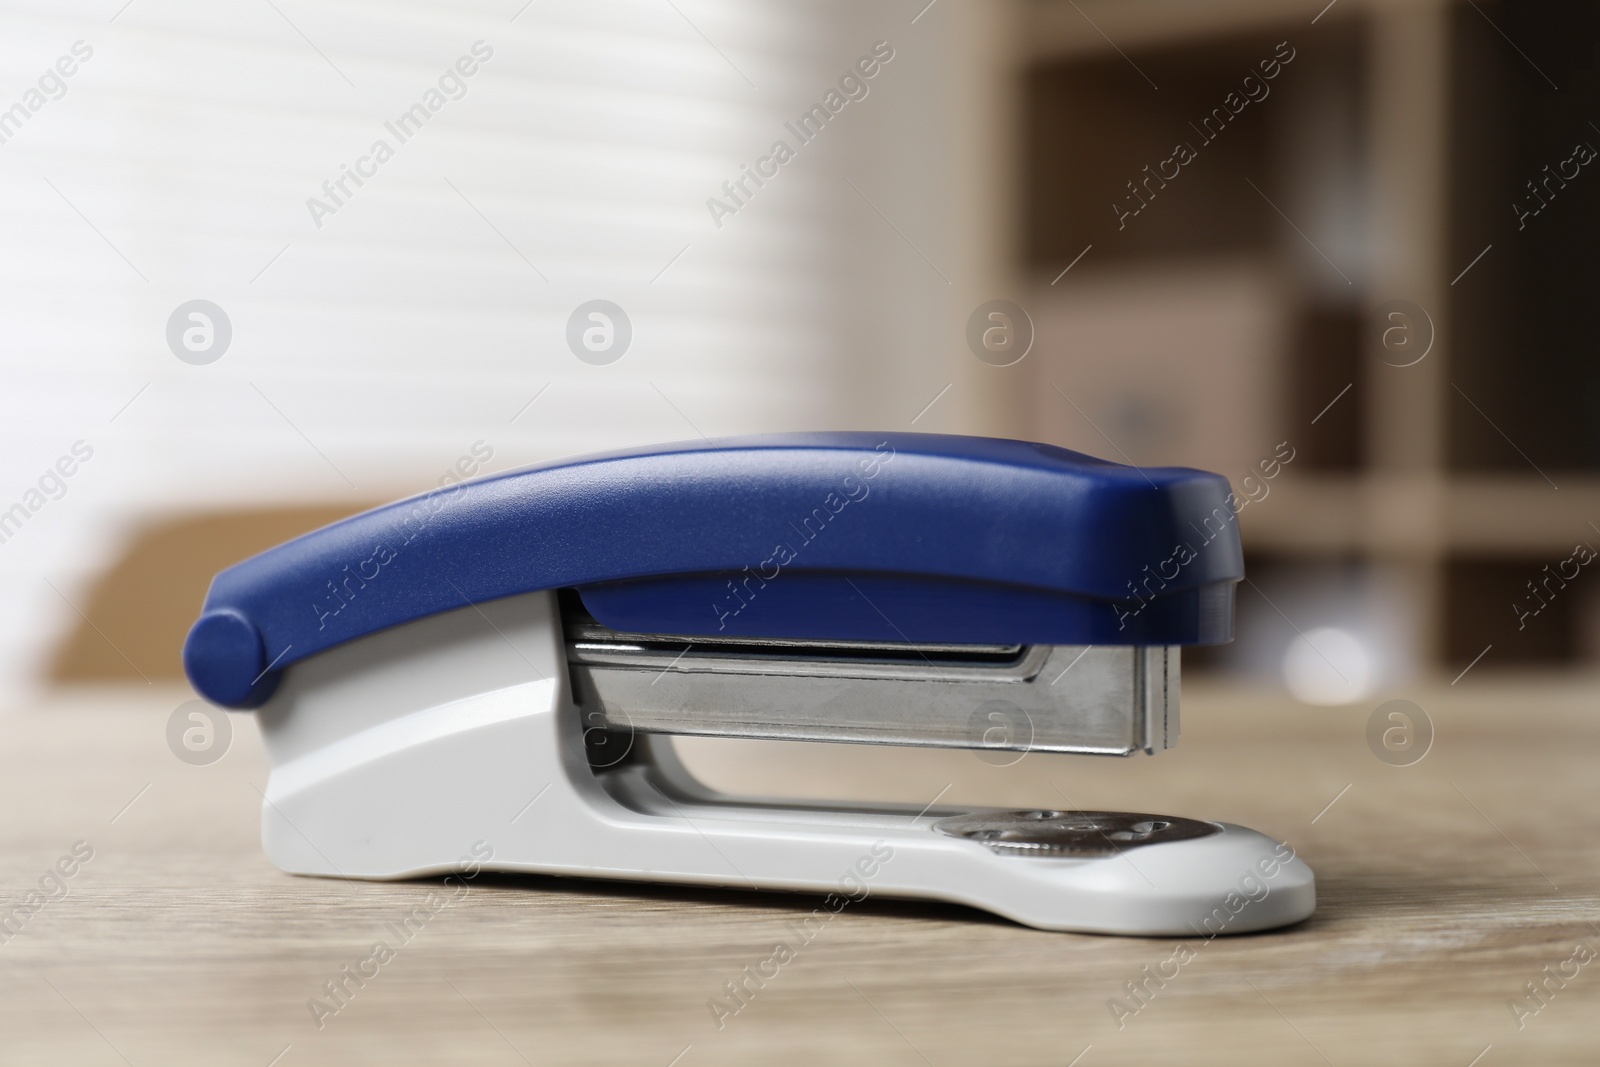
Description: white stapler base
253,591,1314,936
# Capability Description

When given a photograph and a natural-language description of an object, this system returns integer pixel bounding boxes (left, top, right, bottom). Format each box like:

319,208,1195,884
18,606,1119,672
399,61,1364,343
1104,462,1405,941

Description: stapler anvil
184,433,1313,935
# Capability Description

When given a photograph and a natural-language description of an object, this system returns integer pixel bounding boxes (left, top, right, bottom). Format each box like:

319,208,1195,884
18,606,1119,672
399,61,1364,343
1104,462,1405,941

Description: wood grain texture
1,677,1597,1065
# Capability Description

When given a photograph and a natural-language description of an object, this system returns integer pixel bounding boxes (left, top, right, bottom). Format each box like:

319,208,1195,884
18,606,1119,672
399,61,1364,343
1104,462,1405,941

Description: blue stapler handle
184,432,1243,708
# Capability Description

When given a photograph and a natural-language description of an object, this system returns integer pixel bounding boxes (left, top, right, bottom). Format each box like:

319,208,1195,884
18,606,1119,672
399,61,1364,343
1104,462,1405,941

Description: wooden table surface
1,676,1597,1066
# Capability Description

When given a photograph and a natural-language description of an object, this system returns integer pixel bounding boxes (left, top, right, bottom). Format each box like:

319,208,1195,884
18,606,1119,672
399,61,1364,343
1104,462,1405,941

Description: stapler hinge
565,610,1177,756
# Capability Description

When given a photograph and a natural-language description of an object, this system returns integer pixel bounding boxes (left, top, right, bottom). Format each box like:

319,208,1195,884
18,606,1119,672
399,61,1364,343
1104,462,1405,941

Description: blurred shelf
1240,474,1600,555
1016,0,1594,670
1021,0,1422,62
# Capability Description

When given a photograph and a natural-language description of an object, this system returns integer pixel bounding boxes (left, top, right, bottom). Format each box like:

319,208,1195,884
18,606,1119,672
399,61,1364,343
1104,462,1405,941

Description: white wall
0,0,1012,702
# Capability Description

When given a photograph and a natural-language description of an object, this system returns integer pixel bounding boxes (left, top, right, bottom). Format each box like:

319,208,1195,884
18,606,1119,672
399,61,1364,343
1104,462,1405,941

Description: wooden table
1,676,1596,1065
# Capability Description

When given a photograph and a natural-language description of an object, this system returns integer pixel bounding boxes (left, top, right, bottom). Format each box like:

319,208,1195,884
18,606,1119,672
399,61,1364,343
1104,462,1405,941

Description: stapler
184,433,1313,935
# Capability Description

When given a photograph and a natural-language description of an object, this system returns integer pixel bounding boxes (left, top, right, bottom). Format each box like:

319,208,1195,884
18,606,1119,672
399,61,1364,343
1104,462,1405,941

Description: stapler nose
184,432,1313,935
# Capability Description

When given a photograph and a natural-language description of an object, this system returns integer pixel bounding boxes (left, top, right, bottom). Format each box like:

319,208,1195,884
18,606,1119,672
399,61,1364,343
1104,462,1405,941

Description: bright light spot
1282,627,1375,705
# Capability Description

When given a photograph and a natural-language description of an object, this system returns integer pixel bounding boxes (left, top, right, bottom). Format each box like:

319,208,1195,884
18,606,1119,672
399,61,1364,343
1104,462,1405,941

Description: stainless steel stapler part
565,617,1178,756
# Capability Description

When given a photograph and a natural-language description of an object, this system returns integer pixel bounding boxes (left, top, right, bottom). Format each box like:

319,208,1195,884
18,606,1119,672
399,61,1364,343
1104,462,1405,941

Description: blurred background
3,0,1597,710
